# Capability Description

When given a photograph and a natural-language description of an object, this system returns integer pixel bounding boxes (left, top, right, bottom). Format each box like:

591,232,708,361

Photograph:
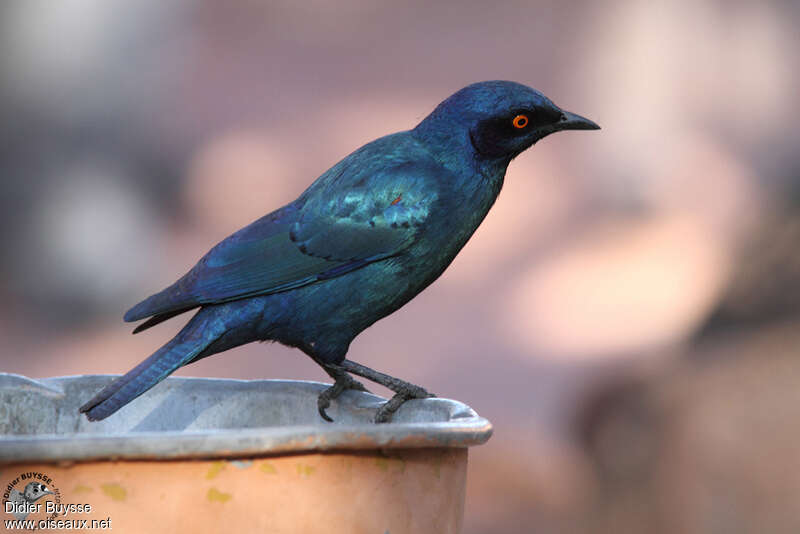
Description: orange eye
512,114,529,129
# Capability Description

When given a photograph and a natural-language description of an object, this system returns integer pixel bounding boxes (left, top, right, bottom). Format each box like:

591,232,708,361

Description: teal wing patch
291,164,437,262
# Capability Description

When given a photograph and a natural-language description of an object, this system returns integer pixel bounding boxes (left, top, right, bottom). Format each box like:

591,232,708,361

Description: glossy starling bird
80,81,599,423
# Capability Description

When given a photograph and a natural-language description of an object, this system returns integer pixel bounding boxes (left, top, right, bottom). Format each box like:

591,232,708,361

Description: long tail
80,309,224,421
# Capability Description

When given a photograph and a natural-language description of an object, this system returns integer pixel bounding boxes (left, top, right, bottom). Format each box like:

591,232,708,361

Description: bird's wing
8,489,29,520
9,488,23,503
125,159,440,326
291,162,436,263
124,206,337,323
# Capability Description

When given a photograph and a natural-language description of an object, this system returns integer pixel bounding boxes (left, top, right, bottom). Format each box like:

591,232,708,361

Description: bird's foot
339,359,435,423
318,365,369,422
374,388,434,423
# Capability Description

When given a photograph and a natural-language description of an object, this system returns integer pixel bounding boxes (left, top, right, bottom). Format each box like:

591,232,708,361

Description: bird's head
414,80,599,163
23,482,53,502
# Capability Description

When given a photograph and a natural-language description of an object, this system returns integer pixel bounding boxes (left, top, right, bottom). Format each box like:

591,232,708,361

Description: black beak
556,110,600,131
527,109,600,146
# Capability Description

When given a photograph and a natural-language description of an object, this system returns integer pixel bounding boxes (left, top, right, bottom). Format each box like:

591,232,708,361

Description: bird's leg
339,359,435,423
317,363,370,422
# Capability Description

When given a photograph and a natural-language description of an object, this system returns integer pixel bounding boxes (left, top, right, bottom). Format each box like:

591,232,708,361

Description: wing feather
125,136,443,328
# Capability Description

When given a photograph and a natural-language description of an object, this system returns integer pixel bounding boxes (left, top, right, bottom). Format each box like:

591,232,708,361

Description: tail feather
131,307,195,334
80,311,222,421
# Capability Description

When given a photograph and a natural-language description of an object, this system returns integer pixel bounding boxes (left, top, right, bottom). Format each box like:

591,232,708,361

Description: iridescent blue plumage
80,80,599,422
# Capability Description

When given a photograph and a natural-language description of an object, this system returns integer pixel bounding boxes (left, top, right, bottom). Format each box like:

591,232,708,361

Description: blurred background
1,0,798,532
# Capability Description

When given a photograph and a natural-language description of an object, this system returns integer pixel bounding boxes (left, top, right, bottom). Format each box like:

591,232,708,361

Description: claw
374,387,435,423
374,393,410,423
316,369,369,423
318,395,335,422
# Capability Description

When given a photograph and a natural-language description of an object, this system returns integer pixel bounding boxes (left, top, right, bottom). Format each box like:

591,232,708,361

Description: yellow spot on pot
376,456,406,473
206,461,225,479
101,483,127,501
207,487,232,503
296,464,315,476
260,462,277,474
